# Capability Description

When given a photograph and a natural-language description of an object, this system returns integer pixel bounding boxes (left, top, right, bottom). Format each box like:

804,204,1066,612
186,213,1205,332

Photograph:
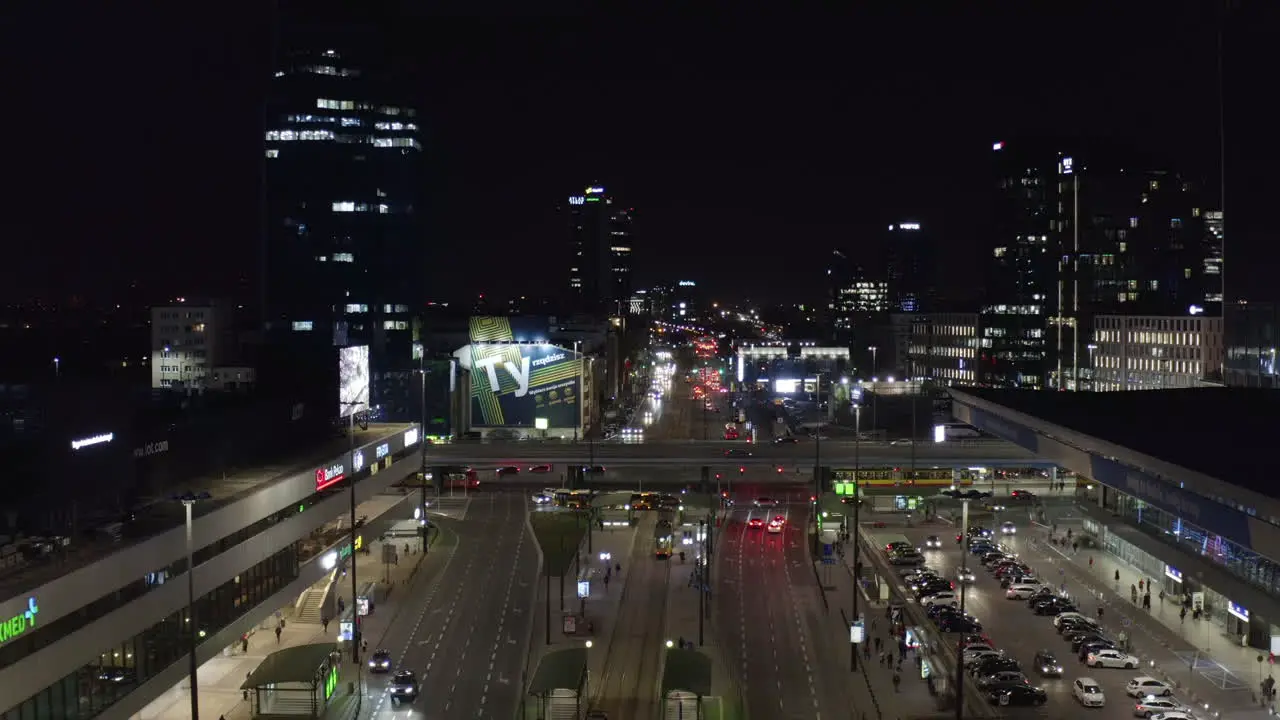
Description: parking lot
881,521,1215,719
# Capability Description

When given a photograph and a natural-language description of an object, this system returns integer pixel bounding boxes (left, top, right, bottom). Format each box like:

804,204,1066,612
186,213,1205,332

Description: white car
962,642,997,654
1006,584,1042,599
956,566,976,583
923,592,958,606
1126,677,1173,698
766,520,784,534
1073,677,1106,707
1000,521,1017,535
1133,697,1183,717
1087,649,1140,669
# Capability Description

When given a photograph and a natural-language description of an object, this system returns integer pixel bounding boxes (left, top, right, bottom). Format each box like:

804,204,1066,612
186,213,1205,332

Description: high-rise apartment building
149,300,235,390
262,40,422,364
566,185,634,315
829,250,889,339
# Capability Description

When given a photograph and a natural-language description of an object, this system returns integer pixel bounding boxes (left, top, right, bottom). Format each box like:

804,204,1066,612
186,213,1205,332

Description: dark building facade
262,30,423,414
565,185,634,315
885,221,936,313
1225,302,1280,388
982,140,1222,390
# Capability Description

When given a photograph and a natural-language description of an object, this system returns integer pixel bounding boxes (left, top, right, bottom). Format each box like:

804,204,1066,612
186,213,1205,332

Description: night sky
4,3,1275,307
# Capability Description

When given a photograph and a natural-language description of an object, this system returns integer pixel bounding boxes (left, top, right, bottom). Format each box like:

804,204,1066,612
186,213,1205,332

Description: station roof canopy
526,647,587,696
957,388,1278,491
241,643,337,689
662,648,712,697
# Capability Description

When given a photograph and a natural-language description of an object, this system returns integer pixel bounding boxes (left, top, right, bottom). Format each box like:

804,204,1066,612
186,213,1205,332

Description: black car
1034,601,1076,616
926,604,963,619
1030,597,1070,613
1032,650,1063,677
367,649,393,673
495,465,521,475
772,437,799,445
388,670,419,703
1058,618,1100,635
971,656,1020,678
890,550,926,566
1077,640,1116,660
990,685,1048,707
938,616,982,633
1068,632,1111,652
914,582,952,599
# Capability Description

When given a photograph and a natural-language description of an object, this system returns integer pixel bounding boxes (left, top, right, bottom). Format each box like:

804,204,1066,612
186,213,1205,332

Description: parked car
1073,677,1106,707
1126,677,1173,698
1086,649,1140,669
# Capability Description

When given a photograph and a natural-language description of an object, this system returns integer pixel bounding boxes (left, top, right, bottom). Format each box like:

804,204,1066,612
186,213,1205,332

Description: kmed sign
0,598,39,647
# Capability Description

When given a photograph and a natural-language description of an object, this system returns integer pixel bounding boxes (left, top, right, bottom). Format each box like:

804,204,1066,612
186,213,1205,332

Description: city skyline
5,5,1274,307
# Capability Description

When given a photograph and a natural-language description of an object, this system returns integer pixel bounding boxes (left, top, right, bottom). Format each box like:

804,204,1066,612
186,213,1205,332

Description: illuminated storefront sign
404,428,419,447
376,443,390,459
352,451,365,473
568,196,585,205
324,663,339,700
678,280,696,287
315,463,346,491
0,597,39,646
586,186,605,194
1228,601,1249,623
896,222,921,231
71,433,114,451
1164,565,1183,583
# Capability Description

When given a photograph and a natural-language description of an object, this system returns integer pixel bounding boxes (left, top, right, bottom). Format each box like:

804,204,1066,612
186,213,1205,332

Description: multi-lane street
590,514,670,718
717,485,850,718
364,491,537,719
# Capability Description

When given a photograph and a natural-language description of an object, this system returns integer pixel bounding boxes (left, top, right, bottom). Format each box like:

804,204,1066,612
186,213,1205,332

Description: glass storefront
2,544,299,720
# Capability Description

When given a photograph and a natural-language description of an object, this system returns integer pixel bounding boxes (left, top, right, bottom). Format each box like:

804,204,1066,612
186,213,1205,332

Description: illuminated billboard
468,317,582,428
338,346,370,417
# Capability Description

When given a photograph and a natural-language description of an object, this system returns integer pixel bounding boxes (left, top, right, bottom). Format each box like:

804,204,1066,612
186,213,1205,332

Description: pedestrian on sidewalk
242,636,249,654
338,597,345,614
1072,541,1079,554
1139,579,1145,592
1143,593,1151,610
1180,606,1187,624
1159,589,1165,606
1114,569,1120,585
873,636,882,653
275,626,282,643
892,671,901,692
1089,556,1094,568
603,574,609,590
615,562,622,575
322,616,330,633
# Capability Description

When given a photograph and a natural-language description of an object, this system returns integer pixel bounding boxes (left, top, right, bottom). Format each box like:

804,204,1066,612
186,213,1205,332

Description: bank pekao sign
315,463,346,492
0,598,39,647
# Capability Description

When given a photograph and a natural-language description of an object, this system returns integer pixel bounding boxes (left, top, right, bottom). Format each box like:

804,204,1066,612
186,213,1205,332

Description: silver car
956,566,976,583
1134,698,1183,718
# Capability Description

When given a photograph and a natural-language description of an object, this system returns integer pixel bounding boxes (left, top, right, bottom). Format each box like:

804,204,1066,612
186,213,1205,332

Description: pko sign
0,598,39,646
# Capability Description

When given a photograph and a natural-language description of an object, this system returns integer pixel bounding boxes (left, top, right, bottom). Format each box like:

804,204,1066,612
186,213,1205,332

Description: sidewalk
522,521,638,718
827,538,944,720
1026,517,1272,717
665,526,739,719
132,530,450,720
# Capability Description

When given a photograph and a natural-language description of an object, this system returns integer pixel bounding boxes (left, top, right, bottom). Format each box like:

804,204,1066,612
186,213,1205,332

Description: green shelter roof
241,643,338,689
662,648,712,697
527,647,587,695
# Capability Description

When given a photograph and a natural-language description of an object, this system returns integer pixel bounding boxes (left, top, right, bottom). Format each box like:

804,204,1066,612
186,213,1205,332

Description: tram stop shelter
240,643,342,718
525,647,587,718
662,648,712,719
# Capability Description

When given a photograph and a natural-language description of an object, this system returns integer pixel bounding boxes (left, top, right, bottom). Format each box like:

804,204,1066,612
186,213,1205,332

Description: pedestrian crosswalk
429,496,471,519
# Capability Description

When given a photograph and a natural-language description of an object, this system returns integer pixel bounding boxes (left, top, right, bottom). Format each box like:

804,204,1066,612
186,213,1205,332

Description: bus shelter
661,648,711,719
240,643,342,718
525,647,587,719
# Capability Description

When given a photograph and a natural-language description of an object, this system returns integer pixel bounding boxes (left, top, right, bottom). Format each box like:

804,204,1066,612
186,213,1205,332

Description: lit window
266,148,279,158
341,117,361,127
344,303,368,313
383,320,409,330
333,253,354,263
378,204,390,214
371,137,421,150
292,321,314,331
317,98,355,110
332,201,356,212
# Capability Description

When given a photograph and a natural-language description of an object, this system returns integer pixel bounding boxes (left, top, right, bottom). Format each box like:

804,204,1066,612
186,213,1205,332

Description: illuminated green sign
324,663,339,700
834,482,856,496
0,598,39,646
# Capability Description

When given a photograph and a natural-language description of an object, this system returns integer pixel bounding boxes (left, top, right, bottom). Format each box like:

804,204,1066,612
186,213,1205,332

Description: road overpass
422,438,1048,467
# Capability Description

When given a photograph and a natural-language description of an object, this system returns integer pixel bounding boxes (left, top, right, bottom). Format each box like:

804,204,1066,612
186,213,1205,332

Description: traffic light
738,467,745,475
715,473,722,480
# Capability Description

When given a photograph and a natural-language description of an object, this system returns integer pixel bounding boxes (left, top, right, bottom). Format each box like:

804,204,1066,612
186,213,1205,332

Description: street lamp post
812,371,826,557
174,491,212,720
955,499,971,720
339,401,365,715
418,359,430,553
867,346,879,435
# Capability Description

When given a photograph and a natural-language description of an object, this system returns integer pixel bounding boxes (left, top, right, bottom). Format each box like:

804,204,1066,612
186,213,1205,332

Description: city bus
654,520,674,558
